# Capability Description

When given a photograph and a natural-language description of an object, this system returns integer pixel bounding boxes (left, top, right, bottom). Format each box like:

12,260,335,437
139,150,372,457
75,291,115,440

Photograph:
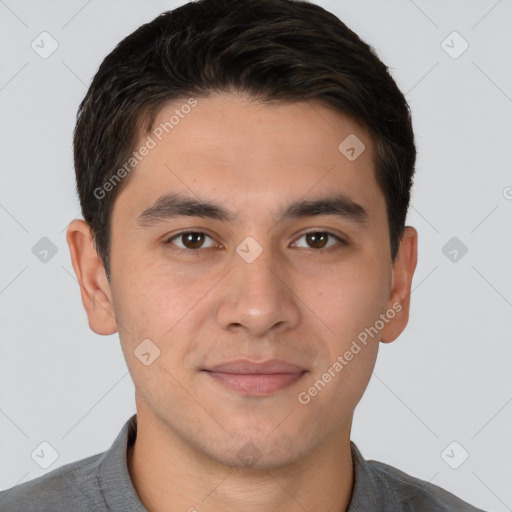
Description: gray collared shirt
0,414,486,511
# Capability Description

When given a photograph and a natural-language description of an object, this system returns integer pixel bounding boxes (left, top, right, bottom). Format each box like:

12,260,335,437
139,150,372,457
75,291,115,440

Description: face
69,92,416,470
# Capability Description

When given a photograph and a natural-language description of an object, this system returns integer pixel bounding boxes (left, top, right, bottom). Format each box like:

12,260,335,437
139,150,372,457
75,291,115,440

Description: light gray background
1,1,511,510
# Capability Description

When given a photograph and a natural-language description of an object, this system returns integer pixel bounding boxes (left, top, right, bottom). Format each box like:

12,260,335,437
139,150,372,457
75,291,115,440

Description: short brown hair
73,0,416,281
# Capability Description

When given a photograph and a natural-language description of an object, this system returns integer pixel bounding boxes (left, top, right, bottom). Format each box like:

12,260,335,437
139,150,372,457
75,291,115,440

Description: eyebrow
136,192,369,228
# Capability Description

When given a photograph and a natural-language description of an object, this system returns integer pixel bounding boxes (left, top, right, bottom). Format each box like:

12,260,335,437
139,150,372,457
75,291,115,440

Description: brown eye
181,232,205,249
306,232,329,249
165,231,217,251
164,230,345,254
292,231,346,251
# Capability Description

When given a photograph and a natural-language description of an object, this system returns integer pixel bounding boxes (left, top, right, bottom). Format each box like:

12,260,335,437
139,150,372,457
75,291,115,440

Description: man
0,0,485,510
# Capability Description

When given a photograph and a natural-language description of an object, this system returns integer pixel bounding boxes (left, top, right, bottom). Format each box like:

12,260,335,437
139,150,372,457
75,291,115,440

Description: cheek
111,267,201,402
304,253,389,346
112,256,206,338
297,266,383,427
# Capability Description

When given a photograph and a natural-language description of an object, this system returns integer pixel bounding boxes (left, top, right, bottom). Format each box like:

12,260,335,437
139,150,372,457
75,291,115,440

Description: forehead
113,92,385,227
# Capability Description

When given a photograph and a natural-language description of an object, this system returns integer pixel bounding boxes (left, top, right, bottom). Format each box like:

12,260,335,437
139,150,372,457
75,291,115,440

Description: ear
380,226,418,343
66,219,118,335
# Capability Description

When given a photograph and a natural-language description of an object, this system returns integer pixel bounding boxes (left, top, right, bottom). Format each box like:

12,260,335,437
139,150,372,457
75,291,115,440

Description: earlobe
380,226,418,344
66,219,118,336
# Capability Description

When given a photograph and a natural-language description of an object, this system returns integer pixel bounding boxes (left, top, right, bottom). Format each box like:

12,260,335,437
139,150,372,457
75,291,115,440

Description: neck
127,408,355,512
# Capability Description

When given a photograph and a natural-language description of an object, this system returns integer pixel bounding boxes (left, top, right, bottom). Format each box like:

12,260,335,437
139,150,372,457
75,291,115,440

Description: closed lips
203,359,307,374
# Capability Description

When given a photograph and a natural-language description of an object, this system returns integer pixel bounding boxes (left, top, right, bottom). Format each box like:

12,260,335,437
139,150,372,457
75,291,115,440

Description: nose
215,245,301,339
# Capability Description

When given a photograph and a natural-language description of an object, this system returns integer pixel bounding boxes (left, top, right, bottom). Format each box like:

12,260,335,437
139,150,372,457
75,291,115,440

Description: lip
204,359,306,374
202,359,307,396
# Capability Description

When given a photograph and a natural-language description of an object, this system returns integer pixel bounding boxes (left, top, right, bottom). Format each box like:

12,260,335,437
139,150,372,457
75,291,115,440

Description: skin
66,92,417,512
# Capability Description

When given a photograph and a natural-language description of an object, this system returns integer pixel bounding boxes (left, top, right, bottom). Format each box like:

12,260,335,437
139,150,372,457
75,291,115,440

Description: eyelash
163,230,347,256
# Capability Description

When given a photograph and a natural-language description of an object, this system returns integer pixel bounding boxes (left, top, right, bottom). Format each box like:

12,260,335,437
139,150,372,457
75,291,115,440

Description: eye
291,231,346,251
164,231,218,252
164,230,346,254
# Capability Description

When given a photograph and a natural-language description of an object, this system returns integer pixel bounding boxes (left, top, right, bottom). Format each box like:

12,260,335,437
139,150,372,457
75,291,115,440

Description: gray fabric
0,414,485,511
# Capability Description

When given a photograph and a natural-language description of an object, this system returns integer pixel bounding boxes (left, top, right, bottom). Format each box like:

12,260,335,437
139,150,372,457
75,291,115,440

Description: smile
202,370,307,396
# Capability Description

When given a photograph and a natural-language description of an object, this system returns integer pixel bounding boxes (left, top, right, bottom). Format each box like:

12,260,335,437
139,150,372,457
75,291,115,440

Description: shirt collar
347,441,402,510
97,414,392,511
98,413,147,511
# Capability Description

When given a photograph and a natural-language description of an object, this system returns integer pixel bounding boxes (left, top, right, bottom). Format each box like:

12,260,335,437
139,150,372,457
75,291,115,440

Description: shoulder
366,458,485,511
0,452,107,512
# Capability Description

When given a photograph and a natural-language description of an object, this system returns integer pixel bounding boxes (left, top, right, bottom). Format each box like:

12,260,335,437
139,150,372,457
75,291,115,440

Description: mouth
201,359,307,396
